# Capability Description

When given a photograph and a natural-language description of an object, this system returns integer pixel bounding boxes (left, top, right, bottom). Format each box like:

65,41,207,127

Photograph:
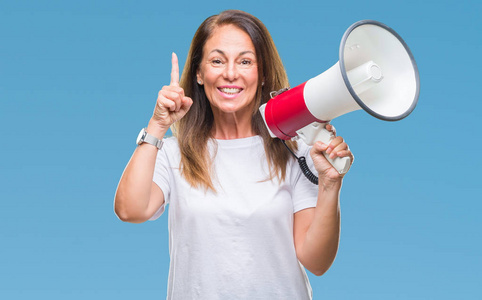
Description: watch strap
143,132,164,150
138,128,163,150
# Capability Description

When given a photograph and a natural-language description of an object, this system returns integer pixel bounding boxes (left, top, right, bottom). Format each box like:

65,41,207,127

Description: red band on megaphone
265,82,323,140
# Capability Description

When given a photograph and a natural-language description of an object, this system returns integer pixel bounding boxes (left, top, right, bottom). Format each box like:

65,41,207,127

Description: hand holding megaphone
304,122,352,175
309,123,353,179
260,20,420,180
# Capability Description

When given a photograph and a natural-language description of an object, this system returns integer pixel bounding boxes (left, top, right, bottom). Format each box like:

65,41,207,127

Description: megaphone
260,20,420,176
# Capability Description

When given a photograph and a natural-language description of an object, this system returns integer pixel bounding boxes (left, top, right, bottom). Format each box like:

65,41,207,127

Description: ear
196,69,203,85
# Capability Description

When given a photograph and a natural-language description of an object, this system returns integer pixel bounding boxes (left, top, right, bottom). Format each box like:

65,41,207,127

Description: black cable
281,140,318,185
281,139,298,159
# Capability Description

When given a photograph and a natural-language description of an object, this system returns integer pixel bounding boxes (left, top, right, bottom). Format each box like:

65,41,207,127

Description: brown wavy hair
172,10,297,191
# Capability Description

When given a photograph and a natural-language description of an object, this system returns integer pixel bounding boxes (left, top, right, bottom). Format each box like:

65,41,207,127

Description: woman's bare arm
114,53,192,223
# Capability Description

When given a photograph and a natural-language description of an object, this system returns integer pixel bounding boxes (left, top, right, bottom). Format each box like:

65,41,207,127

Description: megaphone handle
323,148,351,175
317,128,351,175
297,123,351,175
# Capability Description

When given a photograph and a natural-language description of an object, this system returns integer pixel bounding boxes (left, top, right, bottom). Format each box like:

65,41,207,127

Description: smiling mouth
218,87,243,94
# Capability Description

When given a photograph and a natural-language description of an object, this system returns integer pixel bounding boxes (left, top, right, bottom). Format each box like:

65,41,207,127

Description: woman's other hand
150,53,193,135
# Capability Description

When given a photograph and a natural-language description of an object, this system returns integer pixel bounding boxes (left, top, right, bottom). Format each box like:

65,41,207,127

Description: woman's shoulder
163,135,178,145
294,138,312,157
155,136,181,166
161,135,180,153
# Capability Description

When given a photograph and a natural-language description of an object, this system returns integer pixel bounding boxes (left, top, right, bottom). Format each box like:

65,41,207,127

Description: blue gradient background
1,0,481,299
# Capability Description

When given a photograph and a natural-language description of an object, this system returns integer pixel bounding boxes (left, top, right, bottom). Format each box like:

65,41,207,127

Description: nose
223,61,238,82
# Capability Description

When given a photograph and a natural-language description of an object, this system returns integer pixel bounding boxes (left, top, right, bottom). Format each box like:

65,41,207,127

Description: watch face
136,128,146,144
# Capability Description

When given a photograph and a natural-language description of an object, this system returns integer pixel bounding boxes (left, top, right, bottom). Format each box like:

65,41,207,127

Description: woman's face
197,24,259,117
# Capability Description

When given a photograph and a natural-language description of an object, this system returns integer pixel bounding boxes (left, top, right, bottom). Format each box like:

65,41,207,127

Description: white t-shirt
150,136,318,300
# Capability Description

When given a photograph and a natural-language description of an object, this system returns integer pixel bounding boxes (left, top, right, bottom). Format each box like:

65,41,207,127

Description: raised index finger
170,52,180,87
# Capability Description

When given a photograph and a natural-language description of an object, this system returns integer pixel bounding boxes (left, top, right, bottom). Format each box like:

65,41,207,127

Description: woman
115,10,353,299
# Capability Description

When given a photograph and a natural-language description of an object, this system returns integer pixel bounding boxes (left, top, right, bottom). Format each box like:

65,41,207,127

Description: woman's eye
238,59,255,68
210,59,223,66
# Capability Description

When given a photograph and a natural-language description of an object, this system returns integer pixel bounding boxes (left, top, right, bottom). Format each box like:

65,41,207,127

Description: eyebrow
209,49,256,56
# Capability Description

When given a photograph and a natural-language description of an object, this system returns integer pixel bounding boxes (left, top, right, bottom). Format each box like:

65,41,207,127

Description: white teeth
220,87,241,94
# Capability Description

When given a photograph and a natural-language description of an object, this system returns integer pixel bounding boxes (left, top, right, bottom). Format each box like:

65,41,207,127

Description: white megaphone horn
259,20,420,176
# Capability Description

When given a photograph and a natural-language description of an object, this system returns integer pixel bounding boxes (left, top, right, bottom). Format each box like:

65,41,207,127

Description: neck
211,110,255,140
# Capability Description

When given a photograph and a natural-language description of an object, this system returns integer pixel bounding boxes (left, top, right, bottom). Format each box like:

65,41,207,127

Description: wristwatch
136,128,163,150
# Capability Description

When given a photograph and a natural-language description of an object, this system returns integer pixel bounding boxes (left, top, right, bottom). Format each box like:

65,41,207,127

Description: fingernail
326,147,332,154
